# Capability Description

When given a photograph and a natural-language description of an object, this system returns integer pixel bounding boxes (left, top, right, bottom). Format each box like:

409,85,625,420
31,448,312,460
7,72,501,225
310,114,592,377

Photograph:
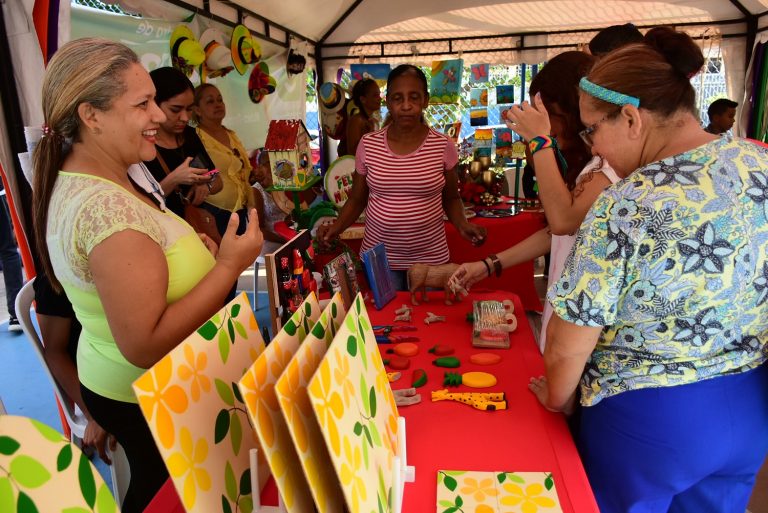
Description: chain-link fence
73,0,138,16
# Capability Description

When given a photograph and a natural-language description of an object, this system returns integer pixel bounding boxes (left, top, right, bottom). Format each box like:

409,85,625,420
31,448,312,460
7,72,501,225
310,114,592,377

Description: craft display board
361,242,397,310
265,229,316,335
437,470,562,513
274,293,347,513
238,293,321,513
324,156,356,207
308,293,400,513
133,293,266,513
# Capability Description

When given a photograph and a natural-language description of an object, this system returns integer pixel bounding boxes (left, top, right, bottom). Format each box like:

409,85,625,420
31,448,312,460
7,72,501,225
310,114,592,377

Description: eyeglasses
579,109,620,147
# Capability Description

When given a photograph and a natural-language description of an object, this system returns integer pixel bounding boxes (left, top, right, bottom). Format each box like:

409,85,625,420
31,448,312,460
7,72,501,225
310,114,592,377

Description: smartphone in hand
189,155,207,169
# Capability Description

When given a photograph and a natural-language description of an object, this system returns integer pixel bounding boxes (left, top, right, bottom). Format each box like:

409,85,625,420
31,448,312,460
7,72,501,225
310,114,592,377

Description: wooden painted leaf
362,434,370,468
230,412,243,456
238,496,254,513
506,473,526,484
369,386,377,417
56,444,73,471
304,301,312,316
198,320,218,340
214,409,231,444
311,322,326,339
362,425,373,447
0,436,19,455
438,500,455,507
544,475,554,491
331,302,338,317
234,320,247,340
353,421,363,436
221,495,232,513
444,475,457,491
227,318,236,343
62,507,90,513
358,314,371,332
283,320,297,336
346,335,357,357
231,304,241,317
369,421,382,446
0,477,14,513
360,374,369,414
443,507,458,513
95,483,117,513
16,491,38,513
218,329,230,363
78,453,96,507
232,382,244,404
30,419,63,443
224,461,237,502
455,495,464,507
497,472,506,483
345,312,356,331
10,455,50,488
215,378,235,406
239,467,252,495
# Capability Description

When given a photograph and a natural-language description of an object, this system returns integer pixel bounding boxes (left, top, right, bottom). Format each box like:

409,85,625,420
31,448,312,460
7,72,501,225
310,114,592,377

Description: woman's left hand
529,375,576,415
199,233,219,257
458,221,487,246
504,92,551,141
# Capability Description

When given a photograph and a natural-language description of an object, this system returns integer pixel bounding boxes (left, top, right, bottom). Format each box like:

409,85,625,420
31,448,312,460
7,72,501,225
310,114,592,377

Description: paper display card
470,88,488,107
496,85,515,105
361,242,397,310
350,63,391,88
429,59,463,104
436,470,562,513
470,63,490,83
473,128,493,158
133,293,266,513
308,293,400,513
470,108,489,127
238,293,321,513
274,293,347,513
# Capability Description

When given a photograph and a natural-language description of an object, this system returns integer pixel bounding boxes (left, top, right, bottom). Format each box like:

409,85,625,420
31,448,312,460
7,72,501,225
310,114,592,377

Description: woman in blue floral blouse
532,27,768,513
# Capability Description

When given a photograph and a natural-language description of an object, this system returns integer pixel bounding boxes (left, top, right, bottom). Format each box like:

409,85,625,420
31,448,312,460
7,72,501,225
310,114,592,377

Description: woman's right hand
448,261,488,295
315,221,340,251
216,209,264,274
172,156,210,186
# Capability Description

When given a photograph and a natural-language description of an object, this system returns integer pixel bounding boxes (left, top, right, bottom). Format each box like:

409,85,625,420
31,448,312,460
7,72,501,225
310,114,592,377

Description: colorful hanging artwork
429,59,463,104
470,63,490,83
274,293,347,513
470,108,489,127
133,293,266,513
230,24,261,75
494,128,515,161
496,85,516,105
324,156,356,207
470,88,488,107
318,82,348,140
238,293,321,513
436,470,563,513
350,63,392,88
308,293,400,513
199,28,234,80
438,122,462,143
170,24,204,77
248,61,277,104
473,128,493,158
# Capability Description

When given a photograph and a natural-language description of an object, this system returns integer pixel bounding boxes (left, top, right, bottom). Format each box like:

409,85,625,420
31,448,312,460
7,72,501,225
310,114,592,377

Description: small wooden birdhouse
263,119,313,190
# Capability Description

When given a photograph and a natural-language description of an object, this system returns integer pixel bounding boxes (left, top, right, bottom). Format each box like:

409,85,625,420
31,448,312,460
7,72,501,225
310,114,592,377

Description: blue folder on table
361,243,397,310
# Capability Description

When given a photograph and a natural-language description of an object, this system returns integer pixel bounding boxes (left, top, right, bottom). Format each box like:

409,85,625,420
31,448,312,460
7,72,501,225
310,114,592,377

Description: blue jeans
578,364,768,513
0,197,22,317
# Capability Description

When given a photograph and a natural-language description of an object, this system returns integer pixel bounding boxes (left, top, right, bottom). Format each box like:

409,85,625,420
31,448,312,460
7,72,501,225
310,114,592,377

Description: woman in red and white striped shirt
318,65,486,288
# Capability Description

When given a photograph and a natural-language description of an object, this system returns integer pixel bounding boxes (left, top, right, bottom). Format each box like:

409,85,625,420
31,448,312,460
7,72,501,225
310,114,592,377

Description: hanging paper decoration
496,84,516,105
248,61,277,103
318,82,348,140
230,24,261,75
350,63,391,88
199,28,234,81
470,63,490,83
429,59,463,104
470,108,488,127
170,24,204,77
470,88,488,108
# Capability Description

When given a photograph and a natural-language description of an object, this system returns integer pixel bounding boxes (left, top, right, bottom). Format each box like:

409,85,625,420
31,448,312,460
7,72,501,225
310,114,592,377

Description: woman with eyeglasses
533,27,768,512
194,83,254,237
449,51,620,352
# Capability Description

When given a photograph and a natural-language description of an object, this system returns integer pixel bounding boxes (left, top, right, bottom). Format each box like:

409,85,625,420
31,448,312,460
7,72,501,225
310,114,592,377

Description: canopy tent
1,0,767,277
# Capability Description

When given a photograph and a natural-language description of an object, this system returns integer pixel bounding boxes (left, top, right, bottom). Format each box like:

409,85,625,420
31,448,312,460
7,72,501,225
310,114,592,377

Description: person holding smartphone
144,67,221,219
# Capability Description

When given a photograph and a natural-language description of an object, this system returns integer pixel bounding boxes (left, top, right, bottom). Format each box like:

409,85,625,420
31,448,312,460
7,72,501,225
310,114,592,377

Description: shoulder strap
155,150,172,176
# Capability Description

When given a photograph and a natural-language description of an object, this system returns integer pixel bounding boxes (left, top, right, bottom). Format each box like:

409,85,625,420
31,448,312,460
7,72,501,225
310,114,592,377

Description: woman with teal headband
532,27,768,513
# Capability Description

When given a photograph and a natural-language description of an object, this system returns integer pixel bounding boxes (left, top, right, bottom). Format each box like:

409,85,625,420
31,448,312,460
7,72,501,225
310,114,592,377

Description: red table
343,210,547,312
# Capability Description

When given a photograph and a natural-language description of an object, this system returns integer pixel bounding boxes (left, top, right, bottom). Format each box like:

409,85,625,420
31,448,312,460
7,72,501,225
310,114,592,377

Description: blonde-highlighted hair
32,37,139,291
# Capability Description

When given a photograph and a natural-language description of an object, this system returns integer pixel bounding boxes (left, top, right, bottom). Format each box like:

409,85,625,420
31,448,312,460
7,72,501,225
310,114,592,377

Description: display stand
392,416,416,513
249,448,286,512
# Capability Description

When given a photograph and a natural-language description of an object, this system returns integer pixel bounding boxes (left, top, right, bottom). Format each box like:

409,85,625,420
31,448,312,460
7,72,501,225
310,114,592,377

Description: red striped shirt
356,126,458,270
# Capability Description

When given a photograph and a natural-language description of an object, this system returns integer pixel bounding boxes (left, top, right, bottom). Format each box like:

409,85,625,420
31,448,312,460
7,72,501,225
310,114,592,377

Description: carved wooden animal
408,263,461,305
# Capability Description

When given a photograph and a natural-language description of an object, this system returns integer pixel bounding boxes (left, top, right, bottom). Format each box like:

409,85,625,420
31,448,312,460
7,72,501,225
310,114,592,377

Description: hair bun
644,27,704,79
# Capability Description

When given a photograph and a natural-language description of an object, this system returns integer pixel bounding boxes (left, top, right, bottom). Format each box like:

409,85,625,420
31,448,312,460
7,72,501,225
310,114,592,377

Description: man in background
0,188,22,332
705,98,738,134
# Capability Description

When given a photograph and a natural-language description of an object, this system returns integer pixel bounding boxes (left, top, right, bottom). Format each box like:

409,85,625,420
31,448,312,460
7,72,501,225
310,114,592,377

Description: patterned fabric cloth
549,136,768,406
356,126,457,270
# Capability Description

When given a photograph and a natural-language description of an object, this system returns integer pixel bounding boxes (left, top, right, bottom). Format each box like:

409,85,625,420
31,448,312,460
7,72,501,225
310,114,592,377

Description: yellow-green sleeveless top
47,172,216,403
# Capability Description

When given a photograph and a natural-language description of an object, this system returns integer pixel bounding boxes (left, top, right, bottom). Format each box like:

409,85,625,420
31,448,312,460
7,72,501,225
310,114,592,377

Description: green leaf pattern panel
238,293,321,512
308,293,400,513
133,292,266,513
436,470,562,513
0,415,118,513
274,293,347,513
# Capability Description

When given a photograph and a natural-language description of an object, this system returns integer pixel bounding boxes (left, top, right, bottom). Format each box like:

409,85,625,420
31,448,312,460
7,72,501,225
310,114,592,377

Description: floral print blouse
549,136,768,406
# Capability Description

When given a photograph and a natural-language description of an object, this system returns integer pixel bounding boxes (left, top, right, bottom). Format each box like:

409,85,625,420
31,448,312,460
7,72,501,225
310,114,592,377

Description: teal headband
579,77,640,108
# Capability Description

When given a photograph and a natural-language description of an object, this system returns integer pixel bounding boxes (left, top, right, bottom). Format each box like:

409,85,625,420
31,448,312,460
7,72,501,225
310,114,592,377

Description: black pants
0,196,22,317
81,385,168,513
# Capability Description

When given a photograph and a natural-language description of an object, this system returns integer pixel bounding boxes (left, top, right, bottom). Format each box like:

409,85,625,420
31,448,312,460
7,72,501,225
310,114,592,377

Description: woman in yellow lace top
194,83,255,237
31,39,263,512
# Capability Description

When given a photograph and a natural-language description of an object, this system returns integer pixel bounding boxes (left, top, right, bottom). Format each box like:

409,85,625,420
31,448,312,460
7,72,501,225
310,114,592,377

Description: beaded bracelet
528,135,554,155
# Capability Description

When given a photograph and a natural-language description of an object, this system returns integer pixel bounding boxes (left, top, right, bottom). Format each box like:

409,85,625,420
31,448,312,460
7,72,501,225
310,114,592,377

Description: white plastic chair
15,278,131,505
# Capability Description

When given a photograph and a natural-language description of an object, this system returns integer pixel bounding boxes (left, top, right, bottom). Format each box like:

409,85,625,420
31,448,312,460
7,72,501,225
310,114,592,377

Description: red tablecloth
343,210,547,312
146,290,596,513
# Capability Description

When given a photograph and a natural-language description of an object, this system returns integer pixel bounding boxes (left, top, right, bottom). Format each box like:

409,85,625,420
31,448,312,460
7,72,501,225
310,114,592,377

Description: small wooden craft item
386,356,411,370
443,371,497,388
437,470,563,513
389,342,419,357
393,387,421,406
470,352,502,365
411,369,428,388
431,389,507,411
408,263,461,305
432,356,460,368
428,344,454,356
472,300,516,349
424,312,446,325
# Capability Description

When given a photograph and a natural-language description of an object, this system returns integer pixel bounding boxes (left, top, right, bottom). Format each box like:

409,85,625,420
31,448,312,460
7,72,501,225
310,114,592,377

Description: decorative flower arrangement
460,166,505,206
